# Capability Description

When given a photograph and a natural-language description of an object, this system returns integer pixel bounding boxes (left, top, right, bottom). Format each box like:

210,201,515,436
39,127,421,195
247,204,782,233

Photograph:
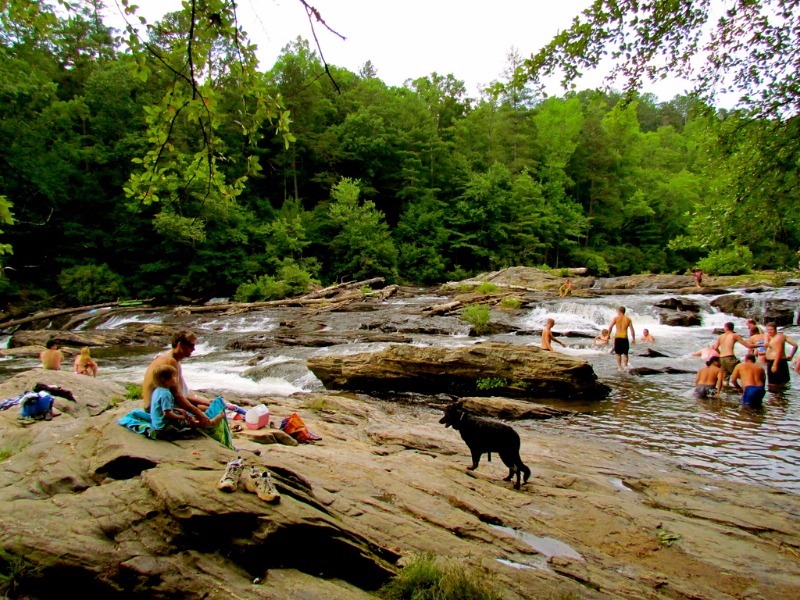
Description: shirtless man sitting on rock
711,322,753,387
40,339,65,370
730,354,766,408
142,330,212,428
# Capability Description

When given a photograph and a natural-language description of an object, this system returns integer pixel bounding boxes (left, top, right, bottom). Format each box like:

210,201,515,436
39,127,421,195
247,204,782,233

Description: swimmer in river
641,329,655,342
693,356,722,398
730,354,766,407
594,329,610,345
541,318,566,351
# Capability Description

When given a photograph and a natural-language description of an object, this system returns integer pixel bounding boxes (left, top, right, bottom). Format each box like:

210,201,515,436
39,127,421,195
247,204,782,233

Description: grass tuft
379,553,501,600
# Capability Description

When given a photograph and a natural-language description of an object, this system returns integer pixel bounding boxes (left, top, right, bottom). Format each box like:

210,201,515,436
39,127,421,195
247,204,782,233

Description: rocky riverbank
1,369,799,598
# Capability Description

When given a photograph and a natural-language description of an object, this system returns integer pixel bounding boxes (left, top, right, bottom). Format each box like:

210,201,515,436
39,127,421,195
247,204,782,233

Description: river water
4,288,799,493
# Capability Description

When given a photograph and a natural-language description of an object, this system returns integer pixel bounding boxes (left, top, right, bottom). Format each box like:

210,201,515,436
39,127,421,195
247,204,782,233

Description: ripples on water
522,292,800,492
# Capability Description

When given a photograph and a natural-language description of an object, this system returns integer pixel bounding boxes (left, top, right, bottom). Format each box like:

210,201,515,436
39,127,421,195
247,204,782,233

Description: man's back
738,362,765,387
613,315,631,338
697,365,721,386
40,349,64,370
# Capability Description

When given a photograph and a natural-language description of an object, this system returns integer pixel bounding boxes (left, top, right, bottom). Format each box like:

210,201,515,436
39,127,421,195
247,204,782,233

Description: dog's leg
467,449,481,471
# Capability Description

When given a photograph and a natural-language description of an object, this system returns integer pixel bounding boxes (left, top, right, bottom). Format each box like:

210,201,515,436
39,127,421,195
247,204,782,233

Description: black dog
439,401,531,489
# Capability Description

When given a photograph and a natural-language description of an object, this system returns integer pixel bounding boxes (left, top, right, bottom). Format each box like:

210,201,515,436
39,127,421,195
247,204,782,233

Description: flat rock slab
1,375,799,599
235,427,299,446
307,341,610,401
459,396,573,420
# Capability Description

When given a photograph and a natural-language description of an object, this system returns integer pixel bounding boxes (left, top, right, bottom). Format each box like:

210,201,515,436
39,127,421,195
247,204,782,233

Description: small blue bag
20,391,54,419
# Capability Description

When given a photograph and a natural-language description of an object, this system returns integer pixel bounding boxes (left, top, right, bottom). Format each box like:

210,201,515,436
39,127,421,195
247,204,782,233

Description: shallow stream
4,287,799,492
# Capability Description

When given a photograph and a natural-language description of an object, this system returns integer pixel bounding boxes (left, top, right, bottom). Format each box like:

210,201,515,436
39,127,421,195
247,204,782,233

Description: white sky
106,0,692,101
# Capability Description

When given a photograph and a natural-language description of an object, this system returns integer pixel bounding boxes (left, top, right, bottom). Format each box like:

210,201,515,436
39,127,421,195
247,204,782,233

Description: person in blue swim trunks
730,354,766,407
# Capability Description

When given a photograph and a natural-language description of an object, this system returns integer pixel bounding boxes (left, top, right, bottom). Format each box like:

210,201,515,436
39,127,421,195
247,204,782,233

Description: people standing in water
73,346,98,377
764,323,798,387
641,329,655,342
730,355,767,407
693,356,723,398
608,306,635,369
711,322,753,386
746,318,764,334
748,326,767,363
541,318,566,351
558,278,573,297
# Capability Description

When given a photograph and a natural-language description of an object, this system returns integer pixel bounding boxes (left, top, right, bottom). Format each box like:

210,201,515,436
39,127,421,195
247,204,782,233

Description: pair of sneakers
217,457,281,504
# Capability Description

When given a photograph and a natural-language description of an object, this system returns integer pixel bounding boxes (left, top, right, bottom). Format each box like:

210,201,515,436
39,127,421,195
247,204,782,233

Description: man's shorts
719,355,740,377
693,384,717,398
766,359,790,385
741,385,766,407
614,337,629,356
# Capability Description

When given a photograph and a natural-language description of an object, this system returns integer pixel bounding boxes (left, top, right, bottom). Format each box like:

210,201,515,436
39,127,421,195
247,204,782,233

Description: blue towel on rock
118,409,156,439
118,398,232,449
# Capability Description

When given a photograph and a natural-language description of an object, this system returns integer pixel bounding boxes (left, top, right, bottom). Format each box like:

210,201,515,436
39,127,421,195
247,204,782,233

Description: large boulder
306,342,610,400
710,294,796,326
658,310,702,327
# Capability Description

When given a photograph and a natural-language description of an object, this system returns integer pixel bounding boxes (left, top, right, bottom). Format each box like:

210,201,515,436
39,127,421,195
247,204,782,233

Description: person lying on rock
142,330,212,428
150,364,224,434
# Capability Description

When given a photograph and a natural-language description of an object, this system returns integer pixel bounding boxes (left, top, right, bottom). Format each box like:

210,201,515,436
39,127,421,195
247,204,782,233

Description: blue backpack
20,391,54,419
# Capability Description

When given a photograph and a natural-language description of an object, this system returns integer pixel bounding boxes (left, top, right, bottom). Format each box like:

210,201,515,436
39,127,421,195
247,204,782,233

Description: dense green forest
0,2,798,308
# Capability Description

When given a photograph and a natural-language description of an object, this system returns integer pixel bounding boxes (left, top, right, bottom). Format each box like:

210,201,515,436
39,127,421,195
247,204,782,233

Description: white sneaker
243,466,281,504
217,457,244,492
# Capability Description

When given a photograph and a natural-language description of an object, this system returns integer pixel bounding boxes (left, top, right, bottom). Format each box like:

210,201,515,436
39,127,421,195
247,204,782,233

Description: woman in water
749,326,767,363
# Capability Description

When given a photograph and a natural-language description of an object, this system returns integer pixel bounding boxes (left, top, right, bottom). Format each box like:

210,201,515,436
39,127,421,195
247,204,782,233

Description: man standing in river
142,330,211,427
608,306,635,369
764,322,798,386
541,318,566,352
730,354,767,407
712,322,753,387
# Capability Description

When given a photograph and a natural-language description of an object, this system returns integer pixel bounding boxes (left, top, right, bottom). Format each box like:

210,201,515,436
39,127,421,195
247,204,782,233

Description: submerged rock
306,342,610,401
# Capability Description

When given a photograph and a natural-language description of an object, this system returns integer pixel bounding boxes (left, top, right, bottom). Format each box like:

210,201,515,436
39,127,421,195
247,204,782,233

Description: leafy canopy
523,0,800,118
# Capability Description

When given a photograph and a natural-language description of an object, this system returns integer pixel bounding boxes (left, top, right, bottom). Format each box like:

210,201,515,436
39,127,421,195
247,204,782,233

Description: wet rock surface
711,294,798,326
1,372,798,598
